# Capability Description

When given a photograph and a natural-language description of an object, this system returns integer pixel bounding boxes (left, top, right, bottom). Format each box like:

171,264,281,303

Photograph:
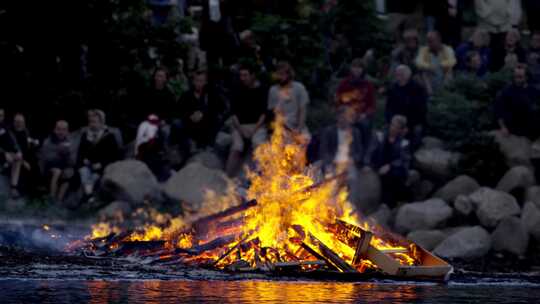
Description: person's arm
364,82,376,116
441,46,457,71
391,139,411,171
415,47,431,71
474,0,492,20
297,84,310,130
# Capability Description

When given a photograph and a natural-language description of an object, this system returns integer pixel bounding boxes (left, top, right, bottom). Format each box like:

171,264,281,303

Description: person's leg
226,128,245,177
49,168,62,199
57,168,74,202
8,154,22,198
79,166,94,195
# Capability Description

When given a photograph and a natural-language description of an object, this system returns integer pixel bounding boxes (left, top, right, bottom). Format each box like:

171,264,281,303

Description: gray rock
348,168,381,214
521,201,540,241
454,195,474,216
469,188,521,228
187,151,224,170
525,186,540,209
434,175,480,203
368,204,391,228
99,201,133,219
101,160,162,204
421,137,444,150
406,169,421,187
492,131,532,167
434,226,492,259
492,216,529,256
496,166,536,193
414,148,459,180
395,198,453,233
163,162,232,211
407,230,446,251
412,180,435,201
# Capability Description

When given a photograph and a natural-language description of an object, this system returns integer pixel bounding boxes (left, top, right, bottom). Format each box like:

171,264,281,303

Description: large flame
85,115,418,271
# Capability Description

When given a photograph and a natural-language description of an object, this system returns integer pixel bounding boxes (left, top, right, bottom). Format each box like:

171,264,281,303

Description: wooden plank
352,230,372,265
308,233,357,273
300,242,339,271
379,249,409,254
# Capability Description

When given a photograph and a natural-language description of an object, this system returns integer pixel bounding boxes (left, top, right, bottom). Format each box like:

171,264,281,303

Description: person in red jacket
335,58,376,148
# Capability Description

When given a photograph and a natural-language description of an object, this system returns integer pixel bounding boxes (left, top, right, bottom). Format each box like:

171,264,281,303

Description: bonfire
69,116,452,280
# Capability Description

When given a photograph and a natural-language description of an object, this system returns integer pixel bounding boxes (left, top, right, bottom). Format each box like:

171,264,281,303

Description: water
0,279,538,303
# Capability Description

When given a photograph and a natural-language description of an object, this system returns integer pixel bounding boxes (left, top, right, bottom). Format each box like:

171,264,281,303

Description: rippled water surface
1,279,539,303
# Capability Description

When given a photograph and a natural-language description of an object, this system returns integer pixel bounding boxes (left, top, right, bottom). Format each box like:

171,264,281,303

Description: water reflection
0,279,538,304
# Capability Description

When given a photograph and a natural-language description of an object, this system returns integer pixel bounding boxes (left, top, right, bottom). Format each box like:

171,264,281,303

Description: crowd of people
1,1,540,209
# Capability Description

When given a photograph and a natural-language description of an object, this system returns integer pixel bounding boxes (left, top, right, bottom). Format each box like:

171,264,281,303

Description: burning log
306,233,357,273
112,241,166,256
183,234,237,255
352,230,373,266
192,200,257,230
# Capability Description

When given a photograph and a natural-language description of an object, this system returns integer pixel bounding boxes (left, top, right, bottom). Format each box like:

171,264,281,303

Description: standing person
0,109,22,198
268,62,310,141
335,58,376,148
142,67,177,123
423,0,463,47
369,115,412,208
181,70,228,151
40,120,75,203
77,110,120,202
495,65,540,139
226,65,268,176
415,31,457,95
200,0,238,75
385,65,428,151
11,113,40,194
474,0,514,51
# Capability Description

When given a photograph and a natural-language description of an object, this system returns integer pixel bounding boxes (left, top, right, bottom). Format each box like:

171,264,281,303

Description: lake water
0,279,538,303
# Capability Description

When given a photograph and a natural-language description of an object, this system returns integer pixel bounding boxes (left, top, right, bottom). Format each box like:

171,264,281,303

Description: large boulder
469,188,521,228
368,204,392,228
163,162,232,211
101,160,162,204
525,186,540,209
453,195,475,216
433,226,492,259
434,175,480,203
348,168,381,214
411,180,435,201
187,151,224,171
521,201,540,241
492,131,531,167
395,199,453,233
421,137,444,150
496,166,536,193
414,148,459,180
491,216,529,256
98,201,133,219
407,230,446,251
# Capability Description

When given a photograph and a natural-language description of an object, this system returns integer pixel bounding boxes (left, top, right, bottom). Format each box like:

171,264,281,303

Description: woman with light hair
491,29,526,72
455,28,491,74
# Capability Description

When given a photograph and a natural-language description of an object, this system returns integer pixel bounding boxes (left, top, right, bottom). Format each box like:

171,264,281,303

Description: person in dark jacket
319,106,368,174
455,28,491,75
181,70,228,150
40,120,75,203
495,65,540,139
225,64,268,176
369,115,412,207
527,31,540,90
11,113,40,195
490,29,526,72
0,109,23,198
77,109,120,201
385,65,428,151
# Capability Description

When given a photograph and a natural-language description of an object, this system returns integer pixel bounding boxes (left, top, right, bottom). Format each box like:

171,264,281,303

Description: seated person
385,65,428,151
40,120,75,203
368,115,412,207
268,62,310,143
181,70,228,151
318,106,368,175
77,109,121,202
0,109,23,198
335,58,376,148
415,31,457,95
226,64,268,176
495,65,540,139
135,114,169,181
11,113,40,195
